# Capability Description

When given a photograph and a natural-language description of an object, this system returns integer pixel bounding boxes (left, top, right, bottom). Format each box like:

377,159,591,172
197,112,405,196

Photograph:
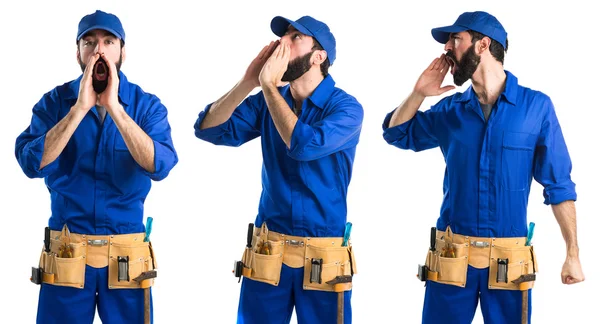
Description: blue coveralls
383,71,577,323
194,75,363,324
15,71,178,324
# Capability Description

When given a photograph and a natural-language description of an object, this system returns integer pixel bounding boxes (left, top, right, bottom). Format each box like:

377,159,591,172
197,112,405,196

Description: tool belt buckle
471,241,490,248
286,239,304,247
88,239,108,246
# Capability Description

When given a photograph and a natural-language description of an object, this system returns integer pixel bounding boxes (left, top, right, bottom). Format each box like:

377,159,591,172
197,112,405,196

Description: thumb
437,85,456,95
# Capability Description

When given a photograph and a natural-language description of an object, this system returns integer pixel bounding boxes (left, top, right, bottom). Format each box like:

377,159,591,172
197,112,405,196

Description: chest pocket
501,131,537,191
114,136,137,185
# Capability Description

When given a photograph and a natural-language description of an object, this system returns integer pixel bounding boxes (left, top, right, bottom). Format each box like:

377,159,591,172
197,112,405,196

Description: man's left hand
97,53,122,113
561,256,585,284
259,42,290,89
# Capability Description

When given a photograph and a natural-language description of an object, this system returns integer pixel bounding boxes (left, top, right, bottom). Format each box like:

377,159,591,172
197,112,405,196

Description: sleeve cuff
287,120,313,159
543,182,577,205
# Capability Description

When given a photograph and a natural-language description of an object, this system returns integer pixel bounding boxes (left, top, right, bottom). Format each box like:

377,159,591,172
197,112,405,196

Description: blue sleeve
382,106,439,152
287,97,363,161
140,97,178,181
193,92,262,147
15,90,61,179
533,98,577,205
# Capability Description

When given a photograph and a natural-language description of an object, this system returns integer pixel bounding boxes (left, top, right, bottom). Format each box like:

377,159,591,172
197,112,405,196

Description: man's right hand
242,41,279,88
73,53,100,113
413,53,455,98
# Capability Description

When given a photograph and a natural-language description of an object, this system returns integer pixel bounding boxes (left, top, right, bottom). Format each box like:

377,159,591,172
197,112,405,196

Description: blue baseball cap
270,16,336,65
431,11,507,49
77,10,125,43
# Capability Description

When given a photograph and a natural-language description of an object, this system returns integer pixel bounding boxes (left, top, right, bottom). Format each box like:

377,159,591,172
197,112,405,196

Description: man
15,10,178,324
382,11,584,324
194,15,363,324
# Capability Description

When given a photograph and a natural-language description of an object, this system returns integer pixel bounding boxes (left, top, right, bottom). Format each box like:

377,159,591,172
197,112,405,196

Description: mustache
446,50,457,62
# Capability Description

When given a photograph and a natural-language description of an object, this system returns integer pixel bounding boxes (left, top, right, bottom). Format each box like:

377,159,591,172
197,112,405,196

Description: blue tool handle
342,222,352,247
525,222,535,246
144,217,153,242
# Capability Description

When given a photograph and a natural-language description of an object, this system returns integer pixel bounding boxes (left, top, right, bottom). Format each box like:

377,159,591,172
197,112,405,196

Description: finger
83,53,100,81
437,85,456,95
282,44,291,62
266,40,279,58
440,60,451,75
101,53,119,79
432,54,445,70
271,43,282,59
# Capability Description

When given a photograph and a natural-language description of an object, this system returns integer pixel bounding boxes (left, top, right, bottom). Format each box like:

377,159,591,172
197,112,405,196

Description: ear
478,37,491,54
76,48,82,66
311,49,327,66
121,45,127,63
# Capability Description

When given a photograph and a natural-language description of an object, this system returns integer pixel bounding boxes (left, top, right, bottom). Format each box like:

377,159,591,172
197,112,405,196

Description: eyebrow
81,30,118,40
284,26,299,35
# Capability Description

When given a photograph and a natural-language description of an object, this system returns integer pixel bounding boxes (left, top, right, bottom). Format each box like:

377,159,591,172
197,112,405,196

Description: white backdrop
0,0,597,323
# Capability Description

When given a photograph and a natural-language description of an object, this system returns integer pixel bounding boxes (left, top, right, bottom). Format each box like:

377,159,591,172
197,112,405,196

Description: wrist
566,245,579,258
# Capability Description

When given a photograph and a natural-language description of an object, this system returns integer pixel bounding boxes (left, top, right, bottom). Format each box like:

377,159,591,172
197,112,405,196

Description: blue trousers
237,264,352,324
423,266,531,324
37,265,152,324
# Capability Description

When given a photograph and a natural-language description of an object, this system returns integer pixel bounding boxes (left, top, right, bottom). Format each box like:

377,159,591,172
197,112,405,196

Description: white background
0,0,598,323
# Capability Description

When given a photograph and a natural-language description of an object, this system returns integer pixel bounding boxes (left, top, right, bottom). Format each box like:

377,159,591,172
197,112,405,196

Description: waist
49,230,147,268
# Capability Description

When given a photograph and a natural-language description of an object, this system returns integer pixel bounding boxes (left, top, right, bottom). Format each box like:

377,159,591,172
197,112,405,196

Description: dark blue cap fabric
77,10,125,43
431,11,507,49
271,16,336,65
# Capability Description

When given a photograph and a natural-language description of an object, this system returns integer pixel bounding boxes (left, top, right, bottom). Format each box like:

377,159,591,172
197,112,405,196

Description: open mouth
93,59,108,81
445,56,456,75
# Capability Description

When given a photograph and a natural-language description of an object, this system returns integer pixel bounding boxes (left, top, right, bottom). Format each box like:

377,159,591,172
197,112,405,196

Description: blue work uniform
194,74,363,324
383,71,576,324
15,71,178,324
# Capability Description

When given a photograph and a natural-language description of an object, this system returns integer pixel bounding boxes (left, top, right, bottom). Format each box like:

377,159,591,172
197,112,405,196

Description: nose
94,42,104,55
444,37,453,52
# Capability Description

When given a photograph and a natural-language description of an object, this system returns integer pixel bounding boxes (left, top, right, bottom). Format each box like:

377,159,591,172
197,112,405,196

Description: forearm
111,106,156,173
388,91,426,128
552,200,579,257
262,85,296,148
40,107,87,169
200,80,256,129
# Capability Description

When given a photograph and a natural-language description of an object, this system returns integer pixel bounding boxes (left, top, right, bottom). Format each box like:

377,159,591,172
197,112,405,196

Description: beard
446,44,480,86
281,51,313,82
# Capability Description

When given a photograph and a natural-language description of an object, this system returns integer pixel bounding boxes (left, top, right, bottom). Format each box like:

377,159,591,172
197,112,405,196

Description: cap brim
77,25,123,41
270,16,313,37
431,25,467,44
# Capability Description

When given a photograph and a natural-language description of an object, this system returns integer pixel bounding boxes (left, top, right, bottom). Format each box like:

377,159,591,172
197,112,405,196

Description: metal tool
310,258,323,284
247,223,254,249
327,275,353,324
512,274,536,324
139,216,156,324
234,223,254,283
419,227,438,281
134,270,158,324
117,256,129,282
496,258,508,283
44,227,51,253
330,222,354,324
